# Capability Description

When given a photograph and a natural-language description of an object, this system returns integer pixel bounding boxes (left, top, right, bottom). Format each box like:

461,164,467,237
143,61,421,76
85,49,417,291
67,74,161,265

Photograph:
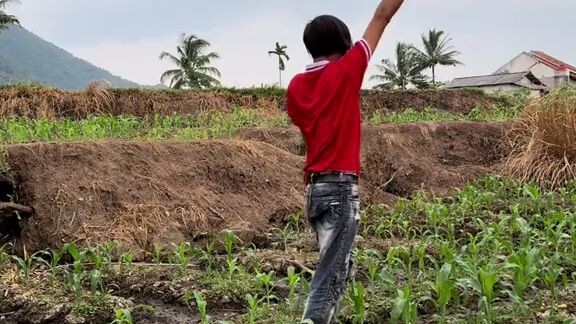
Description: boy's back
284,2,405,323
287,40,371,177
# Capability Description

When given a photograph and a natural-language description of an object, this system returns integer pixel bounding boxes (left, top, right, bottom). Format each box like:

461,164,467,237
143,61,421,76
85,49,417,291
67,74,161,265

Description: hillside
0,26,140,89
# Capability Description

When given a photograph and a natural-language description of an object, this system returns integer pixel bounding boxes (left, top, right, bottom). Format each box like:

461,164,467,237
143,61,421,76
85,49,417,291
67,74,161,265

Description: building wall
495,53,557,78
474,84,541,98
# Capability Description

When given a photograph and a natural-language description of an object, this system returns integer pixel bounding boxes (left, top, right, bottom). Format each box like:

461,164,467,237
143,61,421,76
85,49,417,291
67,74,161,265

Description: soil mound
236,122,510,202
4,122,510,253
5,141,305,253
361,122,509,201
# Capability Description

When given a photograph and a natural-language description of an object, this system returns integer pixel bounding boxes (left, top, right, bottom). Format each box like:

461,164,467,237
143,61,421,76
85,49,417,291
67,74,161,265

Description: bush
504,87,576,188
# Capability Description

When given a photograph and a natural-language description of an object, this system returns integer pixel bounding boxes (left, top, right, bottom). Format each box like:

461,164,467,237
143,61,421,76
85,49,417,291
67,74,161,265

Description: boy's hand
363,0,406,54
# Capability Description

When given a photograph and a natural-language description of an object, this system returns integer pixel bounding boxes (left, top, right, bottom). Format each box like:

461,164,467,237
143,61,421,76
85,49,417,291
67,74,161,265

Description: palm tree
414,29,462,83
370,42,428,90
268,42,289,87
0,0,19,31
159,34,221,89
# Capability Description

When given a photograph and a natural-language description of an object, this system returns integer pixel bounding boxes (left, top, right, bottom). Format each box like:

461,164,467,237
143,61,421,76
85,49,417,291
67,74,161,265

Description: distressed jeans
302,174,360,324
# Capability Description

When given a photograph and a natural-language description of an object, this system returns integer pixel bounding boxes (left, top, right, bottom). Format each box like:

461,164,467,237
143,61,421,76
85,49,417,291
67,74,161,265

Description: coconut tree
268,42,289,87
159,34,221,89
370,42,428,90
0,0,19,31
414,29,462,83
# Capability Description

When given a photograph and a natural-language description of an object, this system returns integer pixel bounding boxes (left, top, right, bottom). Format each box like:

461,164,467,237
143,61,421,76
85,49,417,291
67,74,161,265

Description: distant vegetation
160,34,221,89
268,42,289,87
371,29,463,90
0,0,18,31
0,27,140,89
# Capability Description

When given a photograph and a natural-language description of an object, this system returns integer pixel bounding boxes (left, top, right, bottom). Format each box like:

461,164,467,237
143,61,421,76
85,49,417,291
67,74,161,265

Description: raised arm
363,0,406,54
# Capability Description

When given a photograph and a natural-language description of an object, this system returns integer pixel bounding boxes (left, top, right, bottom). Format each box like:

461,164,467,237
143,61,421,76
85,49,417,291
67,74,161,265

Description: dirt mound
235,127,305,156
0,86,507,120
361,89,506,115
236,122,510,202
361,122,509,201
5,140,305,254
3,122,510,253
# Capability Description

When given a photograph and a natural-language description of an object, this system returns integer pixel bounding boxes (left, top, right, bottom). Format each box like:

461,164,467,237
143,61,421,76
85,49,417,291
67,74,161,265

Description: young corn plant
457,260,501,323
506,248,540,312
287,266,301,312
543,254,564,313
429,263,455,323
184,291,210,324
224,230,237,261
227,257,240,280
349,281,367,324
391,287,418,324
246,293,264,324
90,269,105,297
119,251,134,274
171,242,192,276
111,305,155,324
256,270,277,304
11,247,44,281
152,244,165,265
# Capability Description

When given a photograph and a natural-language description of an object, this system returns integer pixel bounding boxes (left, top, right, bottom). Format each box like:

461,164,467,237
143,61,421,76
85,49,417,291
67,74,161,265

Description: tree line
160,29,461,90
0,1,461,91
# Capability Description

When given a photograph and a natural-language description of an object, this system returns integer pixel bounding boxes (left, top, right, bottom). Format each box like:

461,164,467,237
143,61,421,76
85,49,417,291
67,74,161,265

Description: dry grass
504,87,576,188
0,86,506,120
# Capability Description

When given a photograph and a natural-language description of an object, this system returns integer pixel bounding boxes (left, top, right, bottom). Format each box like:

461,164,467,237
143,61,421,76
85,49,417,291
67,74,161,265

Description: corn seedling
90,269,104,297
224,230,237,261
256,270,276,303
67,243,89,275
391,287,418,324
246,293,263,324
111,305,155,324
349,281,367,324
152,244,164,265
430,263,455,323
119,251,134,273
543,254,564,313
457,260,500,323
227,257,240,280
184,291,210,324
287,266,301,310
171,242,192,276
11,246,44,281
506,248,540,311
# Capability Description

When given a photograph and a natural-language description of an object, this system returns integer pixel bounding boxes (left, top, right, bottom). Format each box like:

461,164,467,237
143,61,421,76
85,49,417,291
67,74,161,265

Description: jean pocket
308,196,343,231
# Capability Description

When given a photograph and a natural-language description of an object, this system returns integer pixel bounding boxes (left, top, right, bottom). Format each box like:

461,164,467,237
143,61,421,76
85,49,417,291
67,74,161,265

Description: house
446,51,575,97
445,71,548,98
494,51,576,88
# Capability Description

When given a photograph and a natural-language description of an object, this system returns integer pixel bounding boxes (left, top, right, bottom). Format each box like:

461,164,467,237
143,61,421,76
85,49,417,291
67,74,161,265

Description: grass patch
368,106,520,124
0,109,290,144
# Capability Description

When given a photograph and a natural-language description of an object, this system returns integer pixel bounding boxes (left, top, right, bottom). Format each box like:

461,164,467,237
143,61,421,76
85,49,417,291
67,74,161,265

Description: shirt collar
305,60,330,71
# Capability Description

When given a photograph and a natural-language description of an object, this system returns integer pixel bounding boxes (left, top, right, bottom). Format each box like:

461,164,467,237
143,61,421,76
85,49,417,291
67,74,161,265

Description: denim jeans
302,174,360,324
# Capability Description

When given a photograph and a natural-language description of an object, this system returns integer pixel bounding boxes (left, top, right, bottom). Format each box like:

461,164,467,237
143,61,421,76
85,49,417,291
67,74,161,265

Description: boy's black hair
303,15,352,59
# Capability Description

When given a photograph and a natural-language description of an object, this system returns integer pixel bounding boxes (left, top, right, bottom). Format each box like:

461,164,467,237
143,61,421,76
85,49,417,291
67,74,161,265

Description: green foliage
371,42,428,90
112,305,155,324
160,34,221,89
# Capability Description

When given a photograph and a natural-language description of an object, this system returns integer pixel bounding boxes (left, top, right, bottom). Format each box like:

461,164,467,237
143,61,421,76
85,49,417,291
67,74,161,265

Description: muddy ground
1,121,510,255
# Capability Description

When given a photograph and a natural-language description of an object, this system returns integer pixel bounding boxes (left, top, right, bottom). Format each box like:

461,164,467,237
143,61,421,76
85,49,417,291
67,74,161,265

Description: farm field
0,86,575,324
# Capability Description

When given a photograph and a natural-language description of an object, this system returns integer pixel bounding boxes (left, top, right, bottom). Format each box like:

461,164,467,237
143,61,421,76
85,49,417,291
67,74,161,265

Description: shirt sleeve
334,39,372,89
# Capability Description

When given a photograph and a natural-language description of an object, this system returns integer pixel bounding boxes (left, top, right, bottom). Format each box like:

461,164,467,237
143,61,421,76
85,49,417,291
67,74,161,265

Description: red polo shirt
287,39,371,179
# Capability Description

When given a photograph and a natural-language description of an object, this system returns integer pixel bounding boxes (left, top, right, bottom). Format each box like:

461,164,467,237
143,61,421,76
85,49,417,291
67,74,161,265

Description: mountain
0,26,141,89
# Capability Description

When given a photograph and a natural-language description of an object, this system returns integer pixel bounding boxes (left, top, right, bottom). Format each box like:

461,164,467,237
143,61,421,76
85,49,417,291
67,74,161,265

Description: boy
286,1,406,323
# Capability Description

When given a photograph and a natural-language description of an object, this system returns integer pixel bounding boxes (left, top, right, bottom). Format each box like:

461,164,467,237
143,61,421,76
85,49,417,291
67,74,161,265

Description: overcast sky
9,0,576,88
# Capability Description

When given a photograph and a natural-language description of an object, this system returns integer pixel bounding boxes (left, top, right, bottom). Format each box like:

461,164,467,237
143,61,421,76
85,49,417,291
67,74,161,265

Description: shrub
504,87,576,188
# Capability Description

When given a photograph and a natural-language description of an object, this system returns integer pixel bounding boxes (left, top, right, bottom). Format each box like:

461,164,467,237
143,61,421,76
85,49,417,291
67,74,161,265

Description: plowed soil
5,141,305,254
3,121,510,253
